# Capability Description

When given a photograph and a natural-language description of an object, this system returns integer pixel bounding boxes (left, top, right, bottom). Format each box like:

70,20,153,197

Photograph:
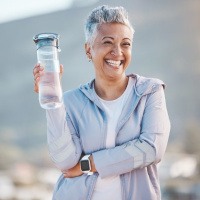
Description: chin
105,71,126,80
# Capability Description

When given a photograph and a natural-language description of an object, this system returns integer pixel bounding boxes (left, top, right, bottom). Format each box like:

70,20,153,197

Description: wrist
80,155,93,175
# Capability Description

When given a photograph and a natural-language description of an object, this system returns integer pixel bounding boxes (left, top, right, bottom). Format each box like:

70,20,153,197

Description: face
85,23,133,81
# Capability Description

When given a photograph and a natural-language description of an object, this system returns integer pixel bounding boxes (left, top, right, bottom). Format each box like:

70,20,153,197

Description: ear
85,42,92,59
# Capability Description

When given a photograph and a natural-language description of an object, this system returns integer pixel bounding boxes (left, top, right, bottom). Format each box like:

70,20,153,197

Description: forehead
96,23,133,40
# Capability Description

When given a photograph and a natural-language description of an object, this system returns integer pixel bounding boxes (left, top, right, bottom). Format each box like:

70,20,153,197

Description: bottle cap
33,33,60,50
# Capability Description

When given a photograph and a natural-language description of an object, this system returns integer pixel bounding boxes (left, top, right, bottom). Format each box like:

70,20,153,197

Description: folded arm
62,86,170,178
91,86,170,178
46,104,82,170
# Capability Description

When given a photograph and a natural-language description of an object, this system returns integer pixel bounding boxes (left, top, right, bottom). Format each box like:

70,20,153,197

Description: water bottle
33,33,63,109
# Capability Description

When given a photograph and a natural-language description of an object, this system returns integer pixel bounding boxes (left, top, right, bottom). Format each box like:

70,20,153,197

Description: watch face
81,160,90,171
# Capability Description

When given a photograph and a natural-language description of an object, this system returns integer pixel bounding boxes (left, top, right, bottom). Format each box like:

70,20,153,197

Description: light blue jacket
46,74,170,200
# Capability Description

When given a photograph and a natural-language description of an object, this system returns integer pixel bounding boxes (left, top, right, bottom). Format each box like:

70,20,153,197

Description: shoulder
128,74,165,96
63,88,88,108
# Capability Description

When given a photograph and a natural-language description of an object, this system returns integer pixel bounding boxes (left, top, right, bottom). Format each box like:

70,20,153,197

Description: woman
33,5,170,200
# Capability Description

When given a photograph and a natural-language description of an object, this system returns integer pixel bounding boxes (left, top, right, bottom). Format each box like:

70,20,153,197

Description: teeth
106,60,121,67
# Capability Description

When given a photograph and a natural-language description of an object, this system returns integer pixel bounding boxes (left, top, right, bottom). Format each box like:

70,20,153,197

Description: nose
110,44,122,56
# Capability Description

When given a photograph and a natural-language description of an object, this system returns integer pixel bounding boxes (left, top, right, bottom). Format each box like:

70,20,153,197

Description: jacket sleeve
46,104,82,170
92,86,170,178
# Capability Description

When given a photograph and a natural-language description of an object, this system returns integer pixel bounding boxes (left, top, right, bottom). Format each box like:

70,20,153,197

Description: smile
105,60,123,67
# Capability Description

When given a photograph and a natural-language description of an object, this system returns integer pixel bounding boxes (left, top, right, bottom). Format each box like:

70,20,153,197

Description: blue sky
0,0,73,24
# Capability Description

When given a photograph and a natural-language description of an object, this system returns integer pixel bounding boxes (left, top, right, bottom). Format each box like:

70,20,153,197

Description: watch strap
82,155,90,160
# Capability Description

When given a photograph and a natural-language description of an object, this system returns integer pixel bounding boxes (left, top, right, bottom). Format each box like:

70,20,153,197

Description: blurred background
0,0,200,199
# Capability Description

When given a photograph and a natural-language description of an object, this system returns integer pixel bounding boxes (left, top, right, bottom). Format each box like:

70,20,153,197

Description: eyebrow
102,36,132,41
102,36,114,40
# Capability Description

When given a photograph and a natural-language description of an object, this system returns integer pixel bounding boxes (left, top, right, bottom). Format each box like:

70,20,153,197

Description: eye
122,42,131,47
103,41,112,45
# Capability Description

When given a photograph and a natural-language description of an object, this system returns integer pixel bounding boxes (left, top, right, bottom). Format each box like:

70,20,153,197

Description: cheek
91,47,103,57
126,51,132,63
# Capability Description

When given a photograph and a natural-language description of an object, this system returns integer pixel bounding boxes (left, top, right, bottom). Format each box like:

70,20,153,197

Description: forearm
46,104,67,143
46,104,82,170
61,139,154,178
91,138,156,178
91,87,170,178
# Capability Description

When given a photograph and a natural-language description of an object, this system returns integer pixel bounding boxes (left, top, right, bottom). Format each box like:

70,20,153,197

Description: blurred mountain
0,0,200,168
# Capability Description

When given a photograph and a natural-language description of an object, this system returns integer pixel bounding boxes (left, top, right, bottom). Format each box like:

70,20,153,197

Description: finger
34,70,45,81
33,70,44,86
33,64,44,76
33,64,43,94
33,75,40,93
33,63,40,75
34,82,39,93
34,76,40,84
34,85,39,93
60,64,64,74
59,64,64,80
34,72,40,81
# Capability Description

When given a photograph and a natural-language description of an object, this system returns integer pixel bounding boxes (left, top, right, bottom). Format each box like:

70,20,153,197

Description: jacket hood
79,74,165,102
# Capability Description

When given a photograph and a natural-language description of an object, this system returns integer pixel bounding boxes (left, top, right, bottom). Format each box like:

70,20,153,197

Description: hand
62,162,83,178
62,155,97,178
32,63,64,93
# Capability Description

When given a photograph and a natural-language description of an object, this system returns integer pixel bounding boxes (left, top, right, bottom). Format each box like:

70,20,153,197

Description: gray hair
84,5,134,43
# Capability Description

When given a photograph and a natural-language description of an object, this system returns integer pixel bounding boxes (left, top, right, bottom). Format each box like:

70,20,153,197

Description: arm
33,64,82,170
91,86,170,178
46,104,82,170
62,86,170,178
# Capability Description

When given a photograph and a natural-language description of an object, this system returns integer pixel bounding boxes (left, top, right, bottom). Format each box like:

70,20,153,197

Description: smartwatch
80,155,93,175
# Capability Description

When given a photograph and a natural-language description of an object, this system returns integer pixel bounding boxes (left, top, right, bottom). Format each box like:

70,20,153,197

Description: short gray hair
84,5,134,43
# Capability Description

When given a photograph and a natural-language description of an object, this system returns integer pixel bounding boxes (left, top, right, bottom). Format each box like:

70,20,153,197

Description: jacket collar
79,73,165,102
79,74,165,131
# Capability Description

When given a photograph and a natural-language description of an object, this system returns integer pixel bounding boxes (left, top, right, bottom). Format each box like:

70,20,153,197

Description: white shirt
92,77,134,200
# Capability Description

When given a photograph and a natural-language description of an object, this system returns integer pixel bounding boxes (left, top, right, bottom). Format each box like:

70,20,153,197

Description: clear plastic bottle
33,33,63,109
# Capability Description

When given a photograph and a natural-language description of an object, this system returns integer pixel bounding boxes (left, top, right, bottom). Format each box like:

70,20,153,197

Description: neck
94,75,129,100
